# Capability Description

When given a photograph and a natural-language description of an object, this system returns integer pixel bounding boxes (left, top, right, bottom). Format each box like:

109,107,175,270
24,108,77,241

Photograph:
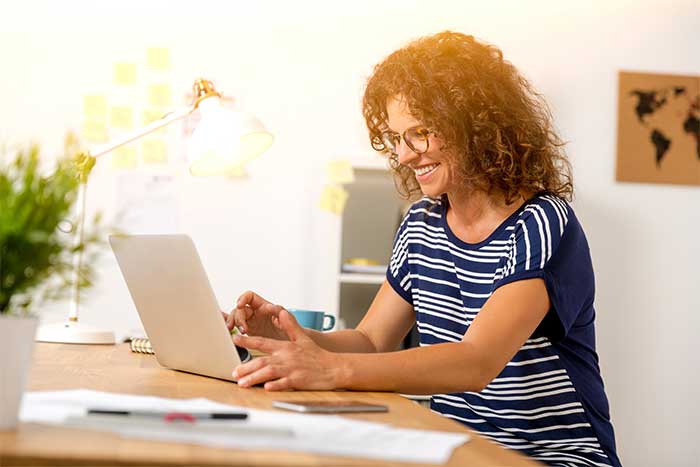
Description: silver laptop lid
110,234,241,381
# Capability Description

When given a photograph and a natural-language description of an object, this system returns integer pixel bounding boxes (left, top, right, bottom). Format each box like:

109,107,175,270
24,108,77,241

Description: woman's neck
445,189,526,244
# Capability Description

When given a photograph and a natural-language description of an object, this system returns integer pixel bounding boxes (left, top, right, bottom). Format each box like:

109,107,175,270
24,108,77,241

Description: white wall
1,1,698,465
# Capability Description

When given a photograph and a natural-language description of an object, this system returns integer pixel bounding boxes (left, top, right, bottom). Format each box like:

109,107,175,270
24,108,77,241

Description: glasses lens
405,128,429,154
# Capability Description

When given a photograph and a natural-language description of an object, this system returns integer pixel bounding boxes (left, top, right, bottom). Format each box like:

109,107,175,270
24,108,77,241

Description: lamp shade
187,97,273,176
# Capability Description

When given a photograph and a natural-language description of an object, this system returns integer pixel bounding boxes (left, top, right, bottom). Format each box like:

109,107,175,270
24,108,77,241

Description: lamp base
35,321,115,345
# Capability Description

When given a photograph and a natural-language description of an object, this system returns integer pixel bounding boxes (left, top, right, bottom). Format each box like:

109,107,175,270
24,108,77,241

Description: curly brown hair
362,31,573,204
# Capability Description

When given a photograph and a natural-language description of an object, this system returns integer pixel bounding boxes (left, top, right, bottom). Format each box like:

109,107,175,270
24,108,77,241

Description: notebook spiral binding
129,337,154,355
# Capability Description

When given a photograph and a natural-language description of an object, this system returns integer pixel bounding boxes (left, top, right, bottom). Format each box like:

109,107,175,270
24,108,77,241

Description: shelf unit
333,164,408,330
338,273,386,285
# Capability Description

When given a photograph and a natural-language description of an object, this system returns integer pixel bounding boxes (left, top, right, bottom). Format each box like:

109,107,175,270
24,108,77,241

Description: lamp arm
90,106,193,158
68,104,195,323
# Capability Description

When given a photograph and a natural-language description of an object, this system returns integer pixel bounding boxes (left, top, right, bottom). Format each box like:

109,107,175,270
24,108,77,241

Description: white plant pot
0,315,38,430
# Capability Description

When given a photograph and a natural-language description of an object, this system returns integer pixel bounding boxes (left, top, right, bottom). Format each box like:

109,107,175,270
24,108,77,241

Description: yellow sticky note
83,95,107,120
225,164,247,178
143,108,164,125
82,121,107,143
326,160,355,184
114,63,137,85
112,146,137,169
148,84,172,107
110,106,133,130
319,184,349,215
147,48,170,70
143,109,166,136
142,139,167,164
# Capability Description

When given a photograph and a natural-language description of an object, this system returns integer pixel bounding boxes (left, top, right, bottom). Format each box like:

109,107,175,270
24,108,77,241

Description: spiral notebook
129,337,154,355
128,336,264,358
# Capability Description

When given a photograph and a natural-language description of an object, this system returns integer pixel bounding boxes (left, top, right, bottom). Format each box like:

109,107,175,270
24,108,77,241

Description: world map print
630,86,700,166
616,71,700,186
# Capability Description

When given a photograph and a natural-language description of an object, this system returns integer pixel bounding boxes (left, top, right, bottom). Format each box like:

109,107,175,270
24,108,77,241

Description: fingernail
232,369,238,378
239,378,248,387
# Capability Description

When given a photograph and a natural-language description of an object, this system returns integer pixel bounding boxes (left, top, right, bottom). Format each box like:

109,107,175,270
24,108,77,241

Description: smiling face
385,96,457,198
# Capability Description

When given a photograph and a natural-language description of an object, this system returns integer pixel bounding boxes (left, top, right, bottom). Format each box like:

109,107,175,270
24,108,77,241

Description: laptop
110,234,250,382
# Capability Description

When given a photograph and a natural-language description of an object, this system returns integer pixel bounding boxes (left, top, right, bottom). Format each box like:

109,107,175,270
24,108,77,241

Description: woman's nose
397,140,418,166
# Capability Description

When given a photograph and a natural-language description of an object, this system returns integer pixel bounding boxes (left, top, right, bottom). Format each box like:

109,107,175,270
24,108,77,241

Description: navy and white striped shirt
387,195,621,467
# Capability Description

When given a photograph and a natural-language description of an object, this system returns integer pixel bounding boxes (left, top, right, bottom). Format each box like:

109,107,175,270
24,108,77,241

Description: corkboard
616,71,700,185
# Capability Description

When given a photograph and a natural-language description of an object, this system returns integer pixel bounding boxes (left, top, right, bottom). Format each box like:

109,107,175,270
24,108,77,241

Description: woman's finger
232,306,255,333
232,356,269,380
264,377,293,391
233,334,283,354
237,365,282,388
236,290,270,310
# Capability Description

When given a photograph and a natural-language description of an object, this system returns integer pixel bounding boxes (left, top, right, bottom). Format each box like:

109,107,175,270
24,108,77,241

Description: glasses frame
379,126,433,157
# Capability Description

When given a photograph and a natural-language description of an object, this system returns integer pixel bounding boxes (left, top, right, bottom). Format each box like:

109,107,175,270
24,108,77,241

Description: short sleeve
493,196,594,342
386,211,414,305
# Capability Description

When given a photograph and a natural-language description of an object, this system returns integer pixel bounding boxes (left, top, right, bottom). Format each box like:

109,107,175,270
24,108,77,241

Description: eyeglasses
378,126,432,155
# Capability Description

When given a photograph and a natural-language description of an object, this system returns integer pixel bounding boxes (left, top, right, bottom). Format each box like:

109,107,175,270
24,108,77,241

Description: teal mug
287,309,336,331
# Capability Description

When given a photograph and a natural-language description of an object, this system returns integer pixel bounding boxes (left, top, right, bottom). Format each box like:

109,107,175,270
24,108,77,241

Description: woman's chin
419,185,445,199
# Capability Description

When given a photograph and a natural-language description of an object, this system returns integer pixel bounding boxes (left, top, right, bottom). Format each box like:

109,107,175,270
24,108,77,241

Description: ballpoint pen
87,409,247,421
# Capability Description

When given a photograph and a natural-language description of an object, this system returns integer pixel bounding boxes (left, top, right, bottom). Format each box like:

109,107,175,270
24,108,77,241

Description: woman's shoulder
515,194,573,237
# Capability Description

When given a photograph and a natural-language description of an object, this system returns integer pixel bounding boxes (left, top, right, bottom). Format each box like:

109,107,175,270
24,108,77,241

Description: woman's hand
232,309,347,391
222,291,288,341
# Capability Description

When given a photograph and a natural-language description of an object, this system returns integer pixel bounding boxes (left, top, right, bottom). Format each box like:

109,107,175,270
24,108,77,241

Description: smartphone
272,400,389,413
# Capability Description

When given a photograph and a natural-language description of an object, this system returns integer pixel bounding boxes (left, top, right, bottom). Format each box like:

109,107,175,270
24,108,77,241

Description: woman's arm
228,282,414,354
233,278,550,393
303,281,416,353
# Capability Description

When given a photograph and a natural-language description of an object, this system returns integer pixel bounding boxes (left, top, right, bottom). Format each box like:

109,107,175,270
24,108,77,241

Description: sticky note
110,106,133,129
83,95,107,120
143,109,164,125
225,164,247,178
326,159,355,184
114,63,137,85
147,48,170,70
112,146,137,169
148,84,172,107
82,121,107,143
319,184,349,215
142,139,167,164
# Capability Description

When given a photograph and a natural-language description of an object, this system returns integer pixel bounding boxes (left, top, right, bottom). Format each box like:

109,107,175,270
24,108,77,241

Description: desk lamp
35,78,273,344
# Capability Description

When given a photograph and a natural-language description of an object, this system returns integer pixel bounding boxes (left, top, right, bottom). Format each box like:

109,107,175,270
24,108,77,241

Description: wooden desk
0,344,542,466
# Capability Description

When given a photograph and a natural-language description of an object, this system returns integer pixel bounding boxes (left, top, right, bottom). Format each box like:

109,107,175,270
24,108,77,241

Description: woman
226,31,621,467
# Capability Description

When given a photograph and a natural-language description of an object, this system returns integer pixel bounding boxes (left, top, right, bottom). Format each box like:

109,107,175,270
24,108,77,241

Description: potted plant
0,143,100,429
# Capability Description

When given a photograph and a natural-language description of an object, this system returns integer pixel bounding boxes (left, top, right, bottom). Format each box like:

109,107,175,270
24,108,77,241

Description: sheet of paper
21,390,468,464
319,184,349,215
114,63,137,86
147,48,170,70
326,160,355,184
